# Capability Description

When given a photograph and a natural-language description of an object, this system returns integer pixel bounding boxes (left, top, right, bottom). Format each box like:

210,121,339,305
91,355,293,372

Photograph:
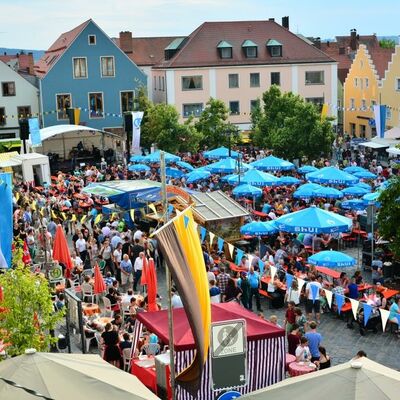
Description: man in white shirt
171,288,183,308
133,252,144,292
133,229,143,243
75,233,88,264
305,275,323,324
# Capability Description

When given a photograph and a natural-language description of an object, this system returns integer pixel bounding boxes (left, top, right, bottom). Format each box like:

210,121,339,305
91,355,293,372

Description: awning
387,147,400,156
359,141,390,149
0,159,22,168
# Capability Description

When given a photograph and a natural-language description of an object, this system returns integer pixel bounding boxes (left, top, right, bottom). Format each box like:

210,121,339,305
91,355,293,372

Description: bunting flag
130,209,135,222
94,214,102,225
209,232,215,246
167,204,174,219
235,248,244,265
336,294,344,314
153,208,211,394
61,212,67,221
39,207,45,217
71,214,77,222
227,243,235,258
80,215,87,224
217,237,224,253
350,299,359,320
285,273,294,290
270,265,277,281
321,103,329,120
362,303,373,327
310,283,319,303
193,221,198,231
148,203,158,215
200,226,206,243
380,308,390,332
258,259,265,274
15,192,19,202
248,254,254,266
51,210,57,220
297,278,306,293
31,200,37,211
324,289,333,308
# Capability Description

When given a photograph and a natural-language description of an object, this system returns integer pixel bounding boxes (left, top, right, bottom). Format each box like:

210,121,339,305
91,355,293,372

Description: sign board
366,204,377,225
211,319,246,391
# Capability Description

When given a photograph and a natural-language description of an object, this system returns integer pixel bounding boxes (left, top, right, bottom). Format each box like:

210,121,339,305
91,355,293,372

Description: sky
0,0,399,49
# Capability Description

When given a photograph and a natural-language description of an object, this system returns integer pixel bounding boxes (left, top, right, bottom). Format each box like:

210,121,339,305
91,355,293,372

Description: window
350,98,355,109
229,101,240,115
158,76,161,91
17,106,31,119
271,72,280,86
1,82,15,96
305,71,324,85
306,97,324,112
360,79,363,90
0,108,5,126
73,57,87,78
245,47,257,58
371,100,377,110
101,56,115,77
89,92,104,118
250,99,260,113
121,91,134,113
88,35,96,45
361,99,366,110
350,123,356,136
270,46,282,57
56,94,71,120
183,103,203,118
354,77,358,87
154,76,157,90
182,76,203,90
162,77,165,91
229,74,239,88
359,125,366,138
250,73,260,87
365,78,369,88
220,47,232,59
387,108,392,119
396,78,400,91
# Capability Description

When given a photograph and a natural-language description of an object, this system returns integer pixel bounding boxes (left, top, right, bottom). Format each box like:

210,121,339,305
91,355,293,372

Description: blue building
35,19,146,132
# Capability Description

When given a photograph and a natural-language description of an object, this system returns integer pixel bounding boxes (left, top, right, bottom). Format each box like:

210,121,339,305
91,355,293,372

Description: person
120,253,133,291
248,266,262,312
111,314,123,329
113,242,123,281
295,337,312,362
223,278,242,303
305,321,322,362
268,315,282,328
285,279,300,305
171,288,184,308
119,332,132,351
101,322,121,367
239,255,249,270
371,258,384,285
133,252,144,292
347,277,359,300
75,233,88,266
284,301,297,334
318,346,331,370
351,350,367,360
209,279,221,303
305,275,323,323
217,266,230,301
206,266,215,283
388,296,400,334
237,271,250,309
287,324,301,356
106,287,120,312
267,274,285,309
294,308,308,334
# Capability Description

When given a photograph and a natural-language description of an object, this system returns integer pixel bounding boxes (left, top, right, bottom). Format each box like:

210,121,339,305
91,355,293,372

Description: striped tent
137,302,285,400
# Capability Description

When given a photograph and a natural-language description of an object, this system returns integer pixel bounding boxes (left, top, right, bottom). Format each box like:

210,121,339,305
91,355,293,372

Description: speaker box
19,119,30,140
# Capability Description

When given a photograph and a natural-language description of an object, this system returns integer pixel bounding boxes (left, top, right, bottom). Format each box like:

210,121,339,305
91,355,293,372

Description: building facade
35,19,147,134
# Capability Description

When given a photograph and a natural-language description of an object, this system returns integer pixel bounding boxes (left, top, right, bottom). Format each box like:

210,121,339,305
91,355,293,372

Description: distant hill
0,48,44,61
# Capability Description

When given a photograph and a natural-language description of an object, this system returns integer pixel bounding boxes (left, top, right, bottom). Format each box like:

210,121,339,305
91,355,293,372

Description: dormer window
217,41,233,59
266,39,283,57
242,40,258,58
88,35,96,45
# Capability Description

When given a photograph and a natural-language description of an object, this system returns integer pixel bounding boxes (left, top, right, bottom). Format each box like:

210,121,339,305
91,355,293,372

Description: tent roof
387,147,400,155
384,126,400,140
0,352,160,400
137,302,284,351
0,152,48,168
241,357,400,399
37,124,119,143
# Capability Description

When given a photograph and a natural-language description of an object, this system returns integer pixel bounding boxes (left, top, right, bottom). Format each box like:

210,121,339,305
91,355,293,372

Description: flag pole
161,150,176,398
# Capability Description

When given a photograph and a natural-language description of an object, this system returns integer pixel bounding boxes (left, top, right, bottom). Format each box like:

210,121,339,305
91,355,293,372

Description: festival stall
136,302,285,400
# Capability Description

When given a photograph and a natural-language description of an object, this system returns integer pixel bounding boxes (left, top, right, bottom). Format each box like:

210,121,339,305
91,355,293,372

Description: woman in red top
287,324,301,356
284,301,297,334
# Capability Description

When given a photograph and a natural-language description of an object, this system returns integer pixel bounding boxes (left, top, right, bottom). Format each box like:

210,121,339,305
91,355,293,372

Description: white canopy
387,146,400,155
359,141,390,149
384,126,400,140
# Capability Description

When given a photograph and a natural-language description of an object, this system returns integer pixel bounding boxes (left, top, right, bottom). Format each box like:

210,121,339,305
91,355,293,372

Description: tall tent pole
161,151,176,398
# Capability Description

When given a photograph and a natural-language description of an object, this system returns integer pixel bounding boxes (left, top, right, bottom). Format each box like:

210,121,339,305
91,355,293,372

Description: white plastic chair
102,296,113,318
121,302,131,320
84,330,96,353
82,283,95,303
122,347,133,371
95,332,104,357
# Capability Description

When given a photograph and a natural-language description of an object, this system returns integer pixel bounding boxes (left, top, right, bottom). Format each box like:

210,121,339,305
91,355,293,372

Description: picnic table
288,361,317,377
82,303,101,316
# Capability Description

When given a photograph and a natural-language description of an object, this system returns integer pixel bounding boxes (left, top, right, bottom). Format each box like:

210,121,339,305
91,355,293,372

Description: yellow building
344,44,393,138
379,45,400,129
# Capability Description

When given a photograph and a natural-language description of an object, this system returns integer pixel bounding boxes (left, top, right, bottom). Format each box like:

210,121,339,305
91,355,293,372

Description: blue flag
29,118,41,147
310,283,319,303
200,226,206,243
0,173,12,267
335,294,344,314
285,273,294,290
258,259,264,274
217,237,224,253
363,303,373,327
183,215,189,229
235,249,244,265
167,205,174,218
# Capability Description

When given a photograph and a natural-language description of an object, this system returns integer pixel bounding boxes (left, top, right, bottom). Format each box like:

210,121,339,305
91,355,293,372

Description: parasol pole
161,151,176,398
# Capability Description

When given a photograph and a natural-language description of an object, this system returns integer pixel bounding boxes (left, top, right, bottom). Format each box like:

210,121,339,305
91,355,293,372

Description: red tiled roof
34,20,90,78
369,47,395,79
155,20,335,69
114,36,181,66
0,53,35,75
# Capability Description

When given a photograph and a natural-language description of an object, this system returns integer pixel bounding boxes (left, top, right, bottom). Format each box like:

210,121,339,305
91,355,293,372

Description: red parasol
147,258,158,312
22,240,32,265
0,286,3,302
52,225,73,277
93,264,106,295
141,256,148,286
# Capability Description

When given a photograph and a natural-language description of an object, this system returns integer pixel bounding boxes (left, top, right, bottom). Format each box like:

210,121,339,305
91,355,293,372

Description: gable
0,61,38,93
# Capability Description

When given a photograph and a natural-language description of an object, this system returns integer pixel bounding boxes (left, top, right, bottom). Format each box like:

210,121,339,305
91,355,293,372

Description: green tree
377,176,400,258
143,103,202,153
252,85,334,160
0,248,64,357
379,39,396,49
196,98,238,149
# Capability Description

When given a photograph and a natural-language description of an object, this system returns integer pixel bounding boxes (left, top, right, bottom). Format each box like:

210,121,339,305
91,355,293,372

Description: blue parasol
307,166,359,185
232,184,263,198
164,167,184,178
298,165,318,174
227,169,280,187
250,155,294,171
203,146,241,159
185,169,211,183
340,199,366,211
128,163,150,172
293,183,324,198
143,150,181,164
240,221,278,236
176,161,194,171
308,250,356,268
276,176,302,186
130,155,147,163
312,186,343,199
206,158,252,174
353,171,377,180
341,186,370,197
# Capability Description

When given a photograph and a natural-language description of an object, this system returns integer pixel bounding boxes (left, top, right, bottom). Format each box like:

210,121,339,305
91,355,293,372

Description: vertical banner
131,111,144,155
28,118,41,147
321,104,329,120
0,173,12,268
373,105,387,138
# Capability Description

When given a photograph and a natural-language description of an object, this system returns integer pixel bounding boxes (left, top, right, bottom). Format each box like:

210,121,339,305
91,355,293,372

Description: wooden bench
259,289,272,299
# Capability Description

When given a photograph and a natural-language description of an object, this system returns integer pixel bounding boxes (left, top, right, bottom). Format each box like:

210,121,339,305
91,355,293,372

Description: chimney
282,16,289,30
27,52,35,75
119,31,133,54
268,18,275,22
314,37,321,49
339,47,345,55
350,28,357,51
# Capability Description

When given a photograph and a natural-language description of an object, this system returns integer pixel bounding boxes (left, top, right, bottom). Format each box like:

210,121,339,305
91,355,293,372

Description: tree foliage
195,98,239,149
0,245,64,357
252,85,335,161
379,39,396,49
377,176,400,259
